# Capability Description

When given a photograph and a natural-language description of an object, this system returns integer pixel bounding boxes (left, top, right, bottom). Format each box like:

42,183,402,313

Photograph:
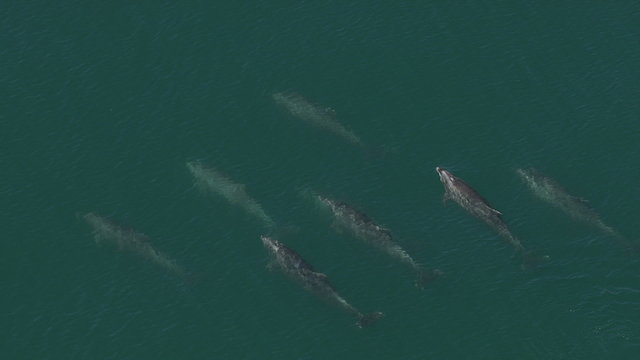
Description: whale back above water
187,161,275,228
437,168,508,229
314,194,441,287
516,168,620,238
272,91,364,147
260,235,382,327
82,212,188,280
436,167,534,259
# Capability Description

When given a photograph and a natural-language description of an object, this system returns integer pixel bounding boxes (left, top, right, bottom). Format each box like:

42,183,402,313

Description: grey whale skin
261,235,383,328
83,212,189,280
272,92,364,147
436,167,548,266
516,168,638,251
186,160,275,229
316,195,442,288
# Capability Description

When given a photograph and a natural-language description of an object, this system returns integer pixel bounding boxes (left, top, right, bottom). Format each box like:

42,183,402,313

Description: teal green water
3,1,640,358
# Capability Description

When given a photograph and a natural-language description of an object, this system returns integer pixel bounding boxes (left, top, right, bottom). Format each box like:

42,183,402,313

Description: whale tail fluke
356,312,384,328
415,268,444,289
520,250,550,270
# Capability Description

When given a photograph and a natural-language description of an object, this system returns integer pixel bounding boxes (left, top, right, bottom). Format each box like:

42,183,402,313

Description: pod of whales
81,158,637,328
261,235,383,328
436,167,549,267
314,193,442,288
80,87,637,329
83,212,189,280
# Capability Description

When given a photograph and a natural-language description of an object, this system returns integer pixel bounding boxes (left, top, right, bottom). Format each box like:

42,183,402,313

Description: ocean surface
3,1,640,359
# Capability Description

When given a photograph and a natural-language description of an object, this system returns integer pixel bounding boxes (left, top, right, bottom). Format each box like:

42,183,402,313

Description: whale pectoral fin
266,261,278,271
490,208,503,216
442,192,451,206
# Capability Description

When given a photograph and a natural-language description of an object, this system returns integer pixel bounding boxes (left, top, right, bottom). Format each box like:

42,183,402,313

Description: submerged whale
436,167,548,266
315,194,441,288
187,161,275,229
516,168,634,249
261,235,383,328
272,92,364,147
83,212,188,280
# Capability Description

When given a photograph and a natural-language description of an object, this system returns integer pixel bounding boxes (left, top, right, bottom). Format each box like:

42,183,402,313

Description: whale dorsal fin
137,233,151,243
315,272,328,280
324,107,337,117
568,195,591,207
231,184,246,194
